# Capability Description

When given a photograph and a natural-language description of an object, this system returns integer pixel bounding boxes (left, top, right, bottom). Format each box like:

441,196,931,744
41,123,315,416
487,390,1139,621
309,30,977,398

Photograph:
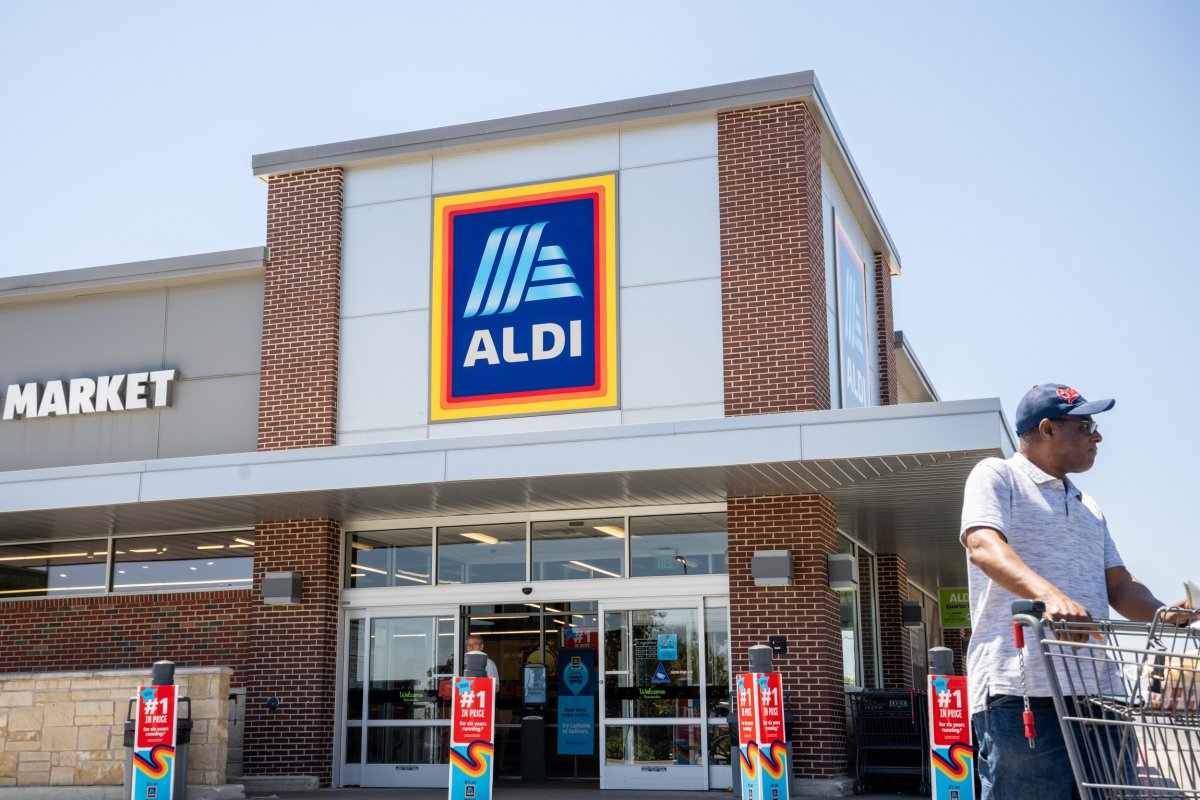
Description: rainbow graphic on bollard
449,676,496,800
735,672,789,800
928,674,974,800
132,685,177,800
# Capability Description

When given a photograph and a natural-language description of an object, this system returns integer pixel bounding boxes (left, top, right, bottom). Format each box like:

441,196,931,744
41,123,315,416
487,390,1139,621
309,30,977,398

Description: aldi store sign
431,175,618,421
2,369,177,420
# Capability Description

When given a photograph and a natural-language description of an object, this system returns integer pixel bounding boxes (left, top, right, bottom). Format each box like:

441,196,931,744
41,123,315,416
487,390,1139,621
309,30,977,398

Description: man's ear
1038,419,1055,440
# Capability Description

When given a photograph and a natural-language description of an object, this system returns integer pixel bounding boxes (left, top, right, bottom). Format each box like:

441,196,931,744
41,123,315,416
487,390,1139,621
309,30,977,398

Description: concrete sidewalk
242,782,913,800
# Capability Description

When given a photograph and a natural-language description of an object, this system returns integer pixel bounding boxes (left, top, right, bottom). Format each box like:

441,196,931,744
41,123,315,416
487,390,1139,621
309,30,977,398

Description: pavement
241,781,915,800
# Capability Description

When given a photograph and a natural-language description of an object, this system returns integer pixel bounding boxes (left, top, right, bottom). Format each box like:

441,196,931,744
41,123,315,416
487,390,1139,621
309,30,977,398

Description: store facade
0,72,1011,793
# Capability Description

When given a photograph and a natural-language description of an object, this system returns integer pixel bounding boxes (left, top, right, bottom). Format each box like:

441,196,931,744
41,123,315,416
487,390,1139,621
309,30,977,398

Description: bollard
124,660,192,800
463,651,488,678
929,646,954,677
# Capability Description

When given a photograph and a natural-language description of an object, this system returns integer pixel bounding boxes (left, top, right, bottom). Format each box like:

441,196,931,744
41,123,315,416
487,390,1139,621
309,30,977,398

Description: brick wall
943,628,970,677
719,101,830,415
0,591,252,674
874,253,897,405
242,519,341,785
728,494,847,780
876,554,912,688
258,167,344,451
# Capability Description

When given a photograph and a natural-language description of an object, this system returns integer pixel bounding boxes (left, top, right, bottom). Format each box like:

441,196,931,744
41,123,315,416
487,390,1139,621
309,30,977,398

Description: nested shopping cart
1012,601,1200,799
848,688,929,794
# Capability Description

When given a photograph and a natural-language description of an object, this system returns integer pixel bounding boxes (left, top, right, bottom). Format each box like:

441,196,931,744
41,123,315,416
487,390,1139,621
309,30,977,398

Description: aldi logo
431,175,618,421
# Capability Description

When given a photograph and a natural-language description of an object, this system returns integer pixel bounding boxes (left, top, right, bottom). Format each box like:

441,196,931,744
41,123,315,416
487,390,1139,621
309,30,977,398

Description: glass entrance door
341,610,456,787
599,601,709,790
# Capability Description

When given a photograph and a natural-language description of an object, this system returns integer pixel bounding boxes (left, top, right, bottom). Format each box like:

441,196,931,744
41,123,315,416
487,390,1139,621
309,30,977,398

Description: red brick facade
0,591,252,674
874,253,897,405
258,167,344,452
727,494,847,779
719,102,830,415
876,554,913,688
242,519,342,783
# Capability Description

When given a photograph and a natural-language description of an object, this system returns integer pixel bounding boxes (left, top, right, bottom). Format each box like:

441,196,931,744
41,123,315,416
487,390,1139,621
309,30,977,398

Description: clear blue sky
2,1,1196,602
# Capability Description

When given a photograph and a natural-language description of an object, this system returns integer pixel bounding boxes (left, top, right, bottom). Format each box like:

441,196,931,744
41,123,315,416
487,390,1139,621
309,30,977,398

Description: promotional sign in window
735,672,789,800
431,175,618,421
834,215,869,409
939,588,972,629
449,676,496,800
928,674,974,800
132,684,178,800
557,650,597,756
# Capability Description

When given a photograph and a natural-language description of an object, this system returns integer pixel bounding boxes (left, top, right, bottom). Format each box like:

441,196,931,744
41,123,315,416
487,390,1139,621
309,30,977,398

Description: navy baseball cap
1015,384,1114,435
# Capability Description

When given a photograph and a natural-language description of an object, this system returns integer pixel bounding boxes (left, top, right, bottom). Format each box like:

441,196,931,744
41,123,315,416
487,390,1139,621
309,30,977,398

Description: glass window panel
704,606,730,712
346,619,365,720
858,551,880,688
837,536,860,688
344,726,362,764
366,725,449,764
368,616,454,721
112,531,252,593
0,540,108,598
629,513,727,577
604,724,703,766
437,522,525,585
604,608,701,719
348,529,432,588
531,517,624,580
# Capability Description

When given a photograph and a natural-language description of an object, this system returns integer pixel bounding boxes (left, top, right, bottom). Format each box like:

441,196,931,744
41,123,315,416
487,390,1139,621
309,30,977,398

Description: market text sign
3,369,177,420
928,674,974,800
449,676,496,800
133,684,178,800
735,672,789,800
431,175,618,421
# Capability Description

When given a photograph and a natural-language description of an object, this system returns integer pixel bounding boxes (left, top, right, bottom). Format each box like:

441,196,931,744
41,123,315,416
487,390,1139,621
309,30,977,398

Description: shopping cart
848,688,929,794
1012,600,1200,799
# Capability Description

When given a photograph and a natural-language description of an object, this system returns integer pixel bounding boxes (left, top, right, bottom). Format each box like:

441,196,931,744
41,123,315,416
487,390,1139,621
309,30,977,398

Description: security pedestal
521,715,546,781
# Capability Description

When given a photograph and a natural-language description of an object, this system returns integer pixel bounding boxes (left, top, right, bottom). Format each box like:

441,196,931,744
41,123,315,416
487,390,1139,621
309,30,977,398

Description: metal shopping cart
1012,600,1200,799
848,688,930,794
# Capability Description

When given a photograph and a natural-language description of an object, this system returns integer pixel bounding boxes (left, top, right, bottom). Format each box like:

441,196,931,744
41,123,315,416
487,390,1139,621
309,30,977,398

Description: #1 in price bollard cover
927,674,973,800
735,672,789,800
449,676,496,800
132,684,178,800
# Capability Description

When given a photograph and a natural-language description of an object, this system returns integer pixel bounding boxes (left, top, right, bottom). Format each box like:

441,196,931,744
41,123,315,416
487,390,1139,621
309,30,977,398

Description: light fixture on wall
902,600,924,627
261,571,303,605
752,550,793,587
828,553,859,592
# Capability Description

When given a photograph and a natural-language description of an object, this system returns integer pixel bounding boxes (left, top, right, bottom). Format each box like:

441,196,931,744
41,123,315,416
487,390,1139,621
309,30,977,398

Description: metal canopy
0,399,1013,590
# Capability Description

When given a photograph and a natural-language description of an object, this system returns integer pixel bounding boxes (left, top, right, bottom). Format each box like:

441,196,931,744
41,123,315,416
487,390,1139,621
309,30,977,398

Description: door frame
337,604,459,788
598,596,709,791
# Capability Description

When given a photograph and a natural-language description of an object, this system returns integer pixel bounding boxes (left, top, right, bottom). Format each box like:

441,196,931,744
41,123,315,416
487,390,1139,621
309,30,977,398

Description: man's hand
1039,591,1096,643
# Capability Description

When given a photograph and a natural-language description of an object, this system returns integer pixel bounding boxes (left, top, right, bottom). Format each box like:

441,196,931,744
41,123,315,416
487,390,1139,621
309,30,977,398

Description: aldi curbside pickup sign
430,175,618,421
2,369,178,421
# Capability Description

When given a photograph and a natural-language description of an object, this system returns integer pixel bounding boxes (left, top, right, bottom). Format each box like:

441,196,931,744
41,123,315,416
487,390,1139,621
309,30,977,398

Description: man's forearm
1106,570,1165,622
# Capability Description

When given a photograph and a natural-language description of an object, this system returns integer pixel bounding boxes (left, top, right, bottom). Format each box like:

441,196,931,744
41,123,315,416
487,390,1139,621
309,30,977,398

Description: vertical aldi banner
431,175,619,421
449,676,496,800
928,674,974,800
557,650,597,755
132,684,178,800
735,672,789,800
834,215,869,409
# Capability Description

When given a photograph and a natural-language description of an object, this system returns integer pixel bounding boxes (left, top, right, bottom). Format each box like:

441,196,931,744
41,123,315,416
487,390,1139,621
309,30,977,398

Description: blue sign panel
835,214,870,408
657,633,678,660
557,651,596,755
431,175,618,420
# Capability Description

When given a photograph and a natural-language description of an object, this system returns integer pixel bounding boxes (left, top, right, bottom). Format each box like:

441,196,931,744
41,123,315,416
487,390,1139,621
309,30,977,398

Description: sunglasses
1051,417,1099,435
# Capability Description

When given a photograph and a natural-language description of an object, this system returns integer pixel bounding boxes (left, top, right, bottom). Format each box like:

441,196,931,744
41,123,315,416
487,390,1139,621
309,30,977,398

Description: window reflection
112,531,252,593
349,529,433,588
437,523,525,584
0,540,108,598
630,513,727,577
532,518,624,580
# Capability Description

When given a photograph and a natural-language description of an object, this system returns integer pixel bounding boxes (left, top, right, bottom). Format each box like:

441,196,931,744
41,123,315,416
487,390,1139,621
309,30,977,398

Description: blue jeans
973,695,1077,800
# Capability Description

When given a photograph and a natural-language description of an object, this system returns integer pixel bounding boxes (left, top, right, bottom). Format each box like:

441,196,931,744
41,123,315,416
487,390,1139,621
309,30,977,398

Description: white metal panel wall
822,157,880,409
338,118,723,444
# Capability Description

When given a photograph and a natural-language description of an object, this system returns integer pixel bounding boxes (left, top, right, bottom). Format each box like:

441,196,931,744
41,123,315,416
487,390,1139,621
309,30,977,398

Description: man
960,383,1179,799
466,634,499,680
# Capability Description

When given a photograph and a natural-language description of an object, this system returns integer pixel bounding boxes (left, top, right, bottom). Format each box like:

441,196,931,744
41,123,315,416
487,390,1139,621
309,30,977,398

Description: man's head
466,635,485,652
1016,383,1113,477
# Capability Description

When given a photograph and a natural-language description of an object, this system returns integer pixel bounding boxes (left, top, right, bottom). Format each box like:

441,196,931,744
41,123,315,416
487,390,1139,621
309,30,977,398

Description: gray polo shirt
959,453,1123,714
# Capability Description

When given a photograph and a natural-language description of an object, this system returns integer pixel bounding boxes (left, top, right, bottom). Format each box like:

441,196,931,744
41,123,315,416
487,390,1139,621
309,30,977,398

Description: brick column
943,628,970,677
242,519,341,784
258,167,344,451
876,554,912,688
728,495,847,781
247,167,345,785
873,253,897,405
719,101,829,415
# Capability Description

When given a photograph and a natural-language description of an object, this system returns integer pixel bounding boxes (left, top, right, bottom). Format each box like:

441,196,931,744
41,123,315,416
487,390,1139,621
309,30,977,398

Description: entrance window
437,522,525,584
0,539,107,598
348,528,433,588
532,517,624,580
629,513,727,577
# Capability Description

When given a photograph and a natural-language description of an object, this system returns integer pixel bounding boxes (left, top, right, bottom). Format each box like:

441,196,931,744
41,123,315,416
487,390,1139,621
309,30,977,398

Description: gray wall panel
0,275,262,471
158,375,259,458
164,277,263,378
